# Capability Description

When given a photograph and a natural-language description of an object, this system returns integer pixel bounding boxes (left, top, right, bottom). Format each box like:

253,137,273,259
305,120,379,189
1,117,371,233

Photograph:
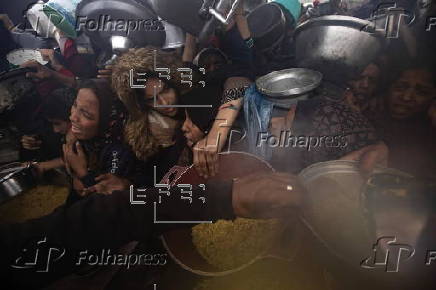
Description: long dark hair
77,79,116,136
75,79,127,171
42,87,77,121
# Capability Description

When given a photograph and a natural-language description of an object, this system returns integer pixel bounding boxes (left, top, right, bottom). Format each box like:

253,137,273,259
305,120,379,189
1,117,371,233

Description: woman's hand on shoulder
63,141,88,178
85,173,131,195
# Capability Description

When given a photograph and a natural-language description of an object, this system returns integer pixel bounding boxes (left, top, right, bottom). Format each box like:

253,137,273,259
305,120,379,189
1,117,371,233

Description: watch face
6,49,48,66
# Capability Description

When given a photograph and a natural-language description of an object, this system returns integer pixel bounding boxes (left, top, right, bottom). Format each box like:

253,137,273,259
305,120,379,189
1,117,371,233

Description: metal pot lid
7,49,48,66
256,68,323,97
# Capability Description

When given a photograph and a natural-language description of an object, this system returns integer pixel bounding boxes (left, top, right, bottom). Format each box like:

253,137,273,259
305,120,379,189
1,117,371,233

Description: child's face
49,119,71,135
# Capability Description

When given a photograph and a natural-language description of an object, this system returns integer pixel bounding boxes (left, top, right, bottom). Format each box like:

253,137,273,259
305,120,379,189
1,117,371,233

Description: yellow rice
192,218,283,271
0,185,68,224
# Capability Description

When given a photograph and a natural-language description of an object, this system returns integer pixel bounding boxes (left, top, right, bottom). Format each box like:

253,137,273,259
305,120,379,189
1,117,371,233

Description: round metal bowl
298,160,375,268
161,152,301,277
294,15,386,83
297,160,431,280
0,162,38,204
256,68,323,97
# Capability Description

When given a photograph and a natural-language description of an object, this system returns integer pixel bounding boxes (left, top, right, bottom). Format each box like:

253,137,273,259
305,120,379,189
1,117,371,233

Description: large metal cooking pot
247,2,287,52
148,0,206,36
76,0,165,50
149,0,243,44
294,15,386,83
0,162,38,204
161,21,186,49
298,160,376,269
298,160,435,288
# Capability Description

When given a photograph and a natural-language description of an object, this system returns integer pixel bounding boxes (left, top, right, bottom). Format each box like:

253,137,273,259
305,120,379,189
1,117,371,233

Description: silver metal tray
256,68,322,97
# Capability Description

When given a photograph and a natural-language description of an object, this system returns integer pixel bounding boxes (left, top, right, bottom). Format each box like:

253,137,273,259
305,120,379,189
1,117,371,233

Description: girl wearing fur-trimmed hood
111,47,189,162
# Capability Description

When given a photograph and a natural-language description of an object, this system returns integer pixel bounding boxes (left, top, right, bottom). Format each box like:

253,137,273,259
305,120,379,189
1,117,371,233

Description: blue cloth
243,84,274,161
272,0,301,22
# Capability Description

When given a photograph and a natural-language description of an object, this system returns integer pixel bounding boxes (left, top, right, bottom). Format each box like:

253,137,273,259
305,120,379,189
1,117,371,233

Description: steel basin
294,15,386,83
297,160,435,287
0,162,38,204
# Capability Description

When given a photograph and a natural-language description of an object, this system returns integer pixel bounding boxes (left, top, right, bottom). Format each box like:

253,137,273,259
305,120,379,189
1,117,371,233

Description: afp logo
361,236,415,272
11,237,65,273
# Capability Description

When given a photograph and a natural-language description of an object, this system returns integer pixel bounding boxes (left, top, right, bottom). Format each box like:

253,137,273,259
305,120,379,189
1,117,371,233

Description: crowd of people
0,0,435,289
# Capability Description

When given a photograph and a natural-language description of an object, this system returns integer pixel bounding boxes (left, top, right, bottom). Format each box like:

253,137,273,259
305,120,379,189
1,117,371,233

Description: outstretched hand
21,60,53,80
232,172,304,219
97,65,113,81
85,173,131,195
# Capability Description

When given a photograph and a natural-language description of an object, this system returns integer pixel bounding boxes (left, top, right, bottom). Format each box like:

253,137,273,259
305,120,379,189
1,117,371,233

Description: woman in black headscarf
63,79,135,205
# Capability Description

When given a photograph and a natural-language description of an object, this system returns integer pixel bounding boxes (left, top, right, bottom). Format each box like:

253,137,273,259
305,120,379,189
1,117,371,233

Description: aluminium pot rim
294,15,376,36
